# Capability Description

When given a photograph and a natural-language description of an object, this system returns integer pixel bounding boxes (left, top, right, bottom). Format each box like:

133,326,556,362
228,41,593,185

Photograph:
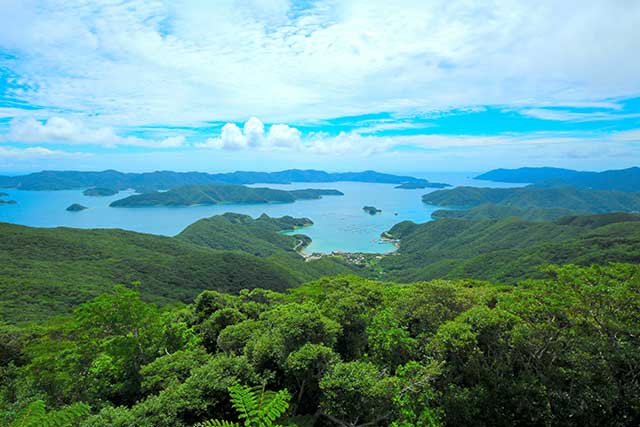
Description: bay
0,172,521,253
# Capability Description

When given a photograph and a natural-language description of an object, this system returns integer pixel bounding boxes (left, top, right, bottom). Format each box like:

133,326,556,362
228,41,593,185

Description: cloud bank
3,117,185,148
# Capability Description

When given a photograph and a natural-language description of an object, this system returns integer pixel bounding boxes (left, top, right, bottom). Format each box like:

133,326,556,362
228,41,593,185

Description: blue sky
1,0,640,173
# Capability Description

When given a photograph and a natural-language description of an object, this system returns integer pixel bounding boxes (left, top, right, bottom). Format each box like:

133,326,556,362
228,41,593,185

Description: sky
1,0,640,173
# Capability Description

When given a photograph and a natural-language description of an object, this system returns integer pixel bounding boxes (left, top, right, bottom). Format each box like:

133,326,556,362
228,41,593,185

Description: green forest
2,264,638,426
2,182,640,426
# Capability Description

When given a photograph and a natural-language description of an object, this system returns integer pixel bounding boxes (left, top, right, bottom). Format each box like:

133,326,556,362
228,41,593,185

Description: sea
0,172,520,254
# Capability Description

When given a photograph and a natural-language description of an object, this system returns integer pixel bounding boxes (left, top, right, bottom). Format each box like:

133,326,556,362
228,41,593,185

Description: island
0,192,17,205
363,206,382,215
109,184,344,207
83,187,119,197
395,181,450,189
66,203,88,212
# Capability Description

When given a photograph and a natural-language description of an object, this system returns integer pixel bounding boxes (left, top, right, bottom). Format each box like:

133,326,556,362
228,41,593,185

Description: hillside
177,213,312,256
109,184,343,207
0,169,448,192
423,186,640,213
374,213,640,283
0,216,354,323
432,203,578,221
476,166,640,192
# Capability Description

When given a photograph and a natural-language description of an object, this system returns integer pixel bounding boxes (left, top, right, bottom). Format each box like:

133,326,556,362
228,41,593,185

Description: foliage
9,400,90,427
195,384,291,427
1,265,639,426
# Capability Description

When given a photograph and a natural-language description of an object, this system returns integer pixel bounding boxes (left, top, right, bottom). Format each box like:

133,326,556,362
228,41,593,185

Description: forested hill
178,213,313,256
432,203,578,222
374,212,640,283
109,184,343,207
476,166,640,192
0,215,353,322
0,168,448,191
423,186,640,213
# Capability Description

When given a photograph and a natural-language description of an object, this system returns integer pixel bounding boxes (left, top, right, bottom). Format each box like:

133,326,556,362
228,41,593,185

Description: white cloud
520,108,640,122
197,117,301,150
267,124,302,148
2,117,186,148
1,0,639,128
0,145,90,160
612,129,640,142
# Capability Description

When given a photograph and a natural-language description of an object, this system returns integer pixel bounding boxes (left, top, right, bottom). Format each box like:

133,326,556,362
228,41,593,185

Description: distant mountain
0,169,448,191
476,166,640,192
423,186,640,213
109,184,343,207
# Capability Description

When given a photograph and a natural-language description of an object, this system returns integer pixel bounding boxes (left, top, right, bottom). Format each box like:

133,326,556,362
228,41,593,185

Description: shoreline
294,231,399,262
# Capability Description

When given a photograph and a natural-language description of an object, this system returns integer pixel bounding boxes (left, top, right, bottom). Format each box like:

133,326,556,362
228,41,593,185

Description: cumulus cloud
198,117,301,150
3,117,185,148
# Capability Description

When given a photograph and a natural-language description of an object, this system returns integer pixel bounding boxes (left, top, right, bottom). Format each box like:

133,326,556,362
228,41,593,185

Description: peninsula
109,184,343,207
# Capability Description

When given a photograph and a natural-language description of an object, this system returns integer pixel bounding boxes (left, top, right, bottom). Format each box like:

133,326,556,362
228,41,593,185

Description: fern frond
11,400,47,427
193,420,241,427
11,400,90,427
258,389,290,425
228,384,259,424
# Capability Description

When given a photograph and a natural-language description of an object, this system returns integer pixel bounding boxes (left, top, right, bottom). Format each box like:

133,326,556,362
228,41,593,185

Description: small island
395,181,451,189
66,203,88,212
363,206,382,215
83,187,118,197
0,192,17,205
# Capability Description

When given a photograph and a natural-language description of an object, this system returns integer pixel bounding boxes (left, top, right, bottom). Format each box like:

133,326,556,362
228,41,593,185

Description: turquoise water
0,172,520,253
